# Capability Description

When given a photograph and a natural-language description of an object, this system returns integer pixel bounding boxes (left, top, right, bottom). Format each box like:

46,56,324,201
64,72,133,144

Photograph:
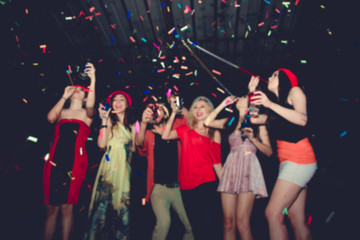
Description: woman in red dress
43,62,96,240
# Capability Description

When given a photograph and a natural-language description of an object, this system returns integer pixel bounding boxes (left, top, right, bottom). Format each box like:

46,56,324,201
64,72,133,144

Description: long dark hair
266,70,295,127
108,94,135,133
224,96,259,138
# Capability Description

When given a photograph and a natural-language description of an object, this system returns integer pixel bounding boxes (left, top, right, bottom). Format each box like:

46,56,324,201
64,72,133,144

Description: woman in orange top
249,70,317,240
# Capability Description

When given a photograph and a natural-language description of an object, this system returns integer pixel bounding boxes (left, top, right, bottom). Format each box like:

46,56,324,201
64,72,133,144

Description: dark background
0,0,359,239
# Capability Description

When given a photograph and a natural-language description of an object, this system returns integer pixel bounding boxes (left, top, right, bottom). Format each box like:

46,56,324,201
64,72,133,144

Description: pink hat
106,90,132,107
277,68,298,88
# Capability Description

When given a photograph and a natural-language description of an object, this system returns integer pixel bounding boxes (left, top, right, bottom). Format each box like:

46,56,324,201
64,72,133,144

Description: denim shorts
278,161,317,187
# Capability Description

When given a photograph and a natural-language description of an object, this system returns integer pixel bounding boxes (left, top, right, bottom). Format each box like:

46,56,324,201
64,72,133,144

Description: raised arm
85,62,96,118
212,129,222,179
47,86,75,123
204,96,236,129
162,102,179,140
130,124,136,152
252,87,308,126
135,107,153,147
97,103,112,150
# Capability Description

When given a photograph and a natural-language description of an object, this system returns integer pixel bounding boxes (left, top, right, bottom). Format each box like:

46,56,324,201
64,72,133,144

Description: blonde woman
162,96,223,240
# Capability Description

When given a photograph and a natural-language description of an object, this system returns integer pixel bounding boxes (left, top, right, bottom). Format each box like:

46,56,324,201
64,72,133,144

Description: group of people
42,63,317,240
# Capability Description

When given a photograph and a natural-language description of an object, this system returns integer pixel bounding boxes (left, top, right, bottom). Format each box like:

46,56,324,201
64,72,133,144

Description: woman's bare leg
265,179,303,240
236,192,255,240
221,193,237,240
288,189,312,240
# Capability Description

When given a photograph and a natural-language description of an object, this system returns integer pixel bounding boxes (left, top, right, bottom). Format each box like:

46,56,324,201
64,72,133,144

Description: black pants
181,181,223,240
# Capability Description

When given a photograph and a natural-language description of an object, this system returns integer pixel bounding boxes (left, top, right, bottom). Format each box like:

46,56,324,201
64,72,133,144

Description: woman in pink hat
249,69,317,240
85,90,136,240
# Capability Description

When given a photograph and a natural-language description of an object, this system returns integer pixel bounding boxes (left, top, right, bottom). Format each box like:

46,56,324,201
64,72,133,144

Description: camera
78,58,92,81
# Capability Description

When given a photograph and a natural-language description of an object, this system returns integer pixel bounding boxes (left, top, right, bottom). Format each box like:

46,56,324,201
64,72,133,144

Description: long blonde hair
188,96,215,140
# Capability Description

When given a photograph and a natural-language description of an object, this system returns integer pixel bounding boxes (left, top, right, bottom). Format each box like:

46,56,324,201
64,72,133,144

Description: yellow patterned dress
85,122,132,240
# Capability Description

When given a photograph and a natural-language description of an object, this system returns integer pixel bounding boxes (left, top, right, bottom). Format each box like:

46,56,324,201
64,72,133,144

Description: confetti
340,131,347,138
325,211,335,223
212,69,221,75
282,208,288,215
26,136,38,143
135,121,140,133
228,116,235,126
307,215,312,225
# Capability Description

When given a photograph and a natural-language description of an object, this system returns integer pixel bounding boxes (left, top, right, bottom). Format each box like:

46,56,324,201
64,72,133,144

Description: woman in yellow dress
85,90,136,240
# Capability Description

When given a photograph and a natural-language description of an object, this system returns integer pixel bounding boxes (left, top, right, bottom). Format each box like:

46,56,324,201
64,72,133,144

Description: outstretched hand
249,91,273,108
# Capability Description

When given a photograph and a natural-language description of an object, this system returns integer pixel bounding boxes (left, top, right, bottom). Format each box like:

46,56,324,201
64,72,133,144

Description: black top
268,103,308,143
153,133,179,184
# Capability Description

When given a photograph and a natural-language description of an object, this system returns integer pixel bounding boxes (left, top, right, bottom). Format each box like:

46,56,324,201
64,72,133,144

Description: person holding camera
43,62,96,240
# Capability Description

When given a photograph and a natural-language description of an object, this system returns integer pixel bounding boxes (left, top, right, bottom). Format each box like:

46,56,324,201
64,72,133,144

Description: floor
0,136,357,240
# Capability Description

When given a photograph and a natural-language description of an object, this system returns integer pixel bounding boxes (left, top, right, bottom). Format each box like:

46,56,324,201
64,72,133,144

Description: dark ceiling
2,0,328,101
1,0,359,154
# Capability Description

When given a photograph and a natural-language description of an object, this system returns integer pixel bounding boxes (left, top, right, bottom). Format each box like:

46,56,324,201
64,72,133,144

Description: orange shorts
277,138,316,165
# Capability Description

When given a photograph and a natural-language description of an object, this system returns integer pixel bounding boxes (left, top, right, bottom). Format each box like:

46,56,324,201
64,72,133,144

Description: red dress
43,119,90,205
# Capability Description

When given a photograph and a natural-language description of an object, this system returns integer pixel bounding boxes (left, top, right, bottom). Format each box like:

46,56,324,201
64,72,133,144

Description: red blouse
176,125,221,190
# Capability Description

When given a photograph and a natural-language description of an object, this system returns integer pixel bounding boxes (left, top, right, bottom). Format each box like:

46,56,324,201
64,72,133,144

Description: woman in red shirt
162,96,223,240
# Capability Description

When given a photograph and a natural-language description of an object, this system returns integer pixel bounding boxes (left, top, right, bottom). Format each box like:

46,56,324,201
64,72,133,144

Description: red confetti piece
91,164,98,169
212,69,221,75
129,36,136,43
78,11,85,17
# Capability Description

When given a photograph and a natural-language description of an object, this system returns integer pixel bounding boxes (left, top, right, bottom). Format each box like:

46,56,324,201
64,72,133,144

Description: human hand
248,76,260,92
63,86,76,100
221,96,237,107
242,127,254,141
84,62,96,80
249,91,272,108
142,106,154,124
98,103,111,119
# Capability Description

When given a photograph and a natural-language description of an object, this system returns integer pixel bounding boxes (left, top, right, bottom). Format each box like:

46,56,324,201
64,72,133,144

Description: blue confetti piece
110,35,116,44
126,10,130,19
141,37,147,43
228,116,235,126
116,72,120,76
144,90,150,94
134,169,142,176
177,3,182,8
264,0,270,4
161,3,166,7
340,131,347,138
105,154,110,161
